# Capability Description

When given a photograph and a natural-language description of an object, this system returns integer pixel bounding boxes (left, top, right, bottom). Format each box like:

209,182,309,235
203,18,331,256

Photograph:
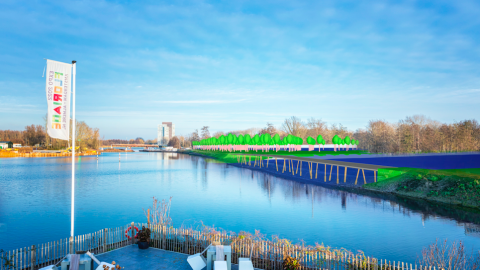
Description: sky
0,0,479,139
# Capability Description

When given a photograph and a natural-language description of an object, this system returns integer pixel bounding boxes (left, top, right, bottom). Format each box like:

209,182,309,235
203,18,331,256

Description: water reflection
188,153,480,233
221,163,480,230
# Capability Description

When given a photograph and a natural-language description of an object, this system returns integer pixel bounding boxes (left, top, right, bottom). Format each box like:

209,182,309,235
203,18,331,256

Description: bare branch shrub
418,239,480,270
143,196,172,227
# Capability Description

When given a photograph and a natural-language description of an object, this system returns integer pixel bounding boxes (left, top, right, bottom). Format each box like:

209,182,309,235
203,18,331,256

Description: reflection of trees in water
200,158,208,189
190,156,200,170
244,165,480,230
259,174,276,200
465,223,480,236
222,163,228,180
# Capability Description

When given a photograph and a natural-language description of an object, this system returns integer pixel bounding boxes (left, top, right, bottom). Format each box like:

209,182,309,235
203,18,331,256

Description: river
1,152,479,263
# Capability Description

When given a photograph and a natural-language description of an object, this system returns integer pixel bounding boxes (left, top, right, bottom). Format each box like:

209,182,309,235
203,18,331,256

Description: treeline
0,125,45,146
355,116,480,153
187,115,480,153
0,119,101,150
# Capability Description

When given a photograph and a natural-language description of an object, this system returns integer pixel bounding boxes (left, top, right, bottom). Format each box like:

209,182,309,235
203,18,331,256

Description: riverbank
186,150,480,210
364,169,480,209
0,149,99,158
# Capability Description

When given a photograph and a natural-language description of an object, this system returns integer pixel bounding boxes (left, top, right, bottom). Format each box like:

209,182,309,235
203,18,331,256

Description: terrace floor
96,245,245,270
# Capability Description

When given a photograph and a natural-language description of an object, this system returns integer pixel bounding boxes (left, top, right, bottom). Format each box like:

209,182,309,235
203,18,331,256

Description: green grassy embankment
365,168,480,209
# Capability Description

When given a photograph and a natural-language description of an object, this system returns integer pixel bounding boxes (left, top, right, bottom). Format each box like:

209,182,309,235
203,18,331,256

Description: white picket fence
1,223,442,270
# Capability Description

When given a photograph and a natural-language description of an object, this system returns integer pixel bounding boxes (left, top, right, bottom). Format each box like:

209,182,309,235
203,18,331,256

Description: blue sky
1,0,479,139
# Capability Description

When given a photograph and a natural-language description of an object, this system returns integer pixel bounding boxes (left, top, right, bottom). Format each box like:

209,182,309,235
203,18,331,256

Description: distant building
158,122,175,146
13,143,22,148
0,141,13,149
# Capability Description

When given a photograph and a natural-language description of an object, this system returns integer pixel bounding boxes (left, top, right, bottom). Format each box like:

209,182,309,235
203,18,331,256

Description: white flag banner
45,59,71,140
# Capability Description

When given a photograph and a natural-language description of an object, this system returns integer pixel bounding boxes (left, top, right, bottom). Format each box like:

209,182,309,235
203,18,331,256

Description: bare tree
190,129,200,142
178,135,185,147
229,128,261,136
306,118,327,138
201,126,210,139
24,124,46,146
212,131,225,137
168,136,181,148
281,116,306,138
260,123,277,136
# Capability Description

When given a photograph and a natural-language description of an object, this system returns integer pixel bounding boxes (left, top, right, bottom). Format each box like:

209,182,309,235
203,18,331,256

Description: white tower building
157,122,175,146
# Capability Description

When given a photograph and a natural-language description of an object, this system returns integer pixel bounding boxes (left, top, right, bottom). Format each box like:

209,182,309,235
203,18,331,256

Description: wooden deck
97,245,257,270
1,222,436,270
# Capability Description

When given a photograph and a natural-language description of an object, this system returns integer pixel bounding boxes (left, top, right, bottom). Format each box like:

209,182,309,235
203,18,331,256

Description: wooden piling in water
344,167,347,182
309,162,312,179
324,164,326,182
337,166,339,184
362,169,366,184
355,169,360,185
329,165,333,181
315,163,318,179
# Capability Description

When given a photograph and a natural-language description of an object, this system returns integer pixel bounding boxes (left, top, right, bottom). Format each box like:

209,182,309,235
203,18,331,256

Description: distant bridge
105,144,158,148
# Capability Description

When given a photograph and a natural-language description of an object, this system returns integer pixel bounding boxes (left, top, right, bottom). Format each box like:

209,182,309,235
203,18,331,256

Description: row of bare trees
186,115,480,153
1,119,101,150
356,115,480,153
0,125,47,146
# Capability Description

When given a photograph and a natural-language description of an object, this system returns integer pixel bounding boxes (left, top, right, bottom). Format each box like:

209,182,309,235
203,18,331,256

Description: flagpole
70,60,76,253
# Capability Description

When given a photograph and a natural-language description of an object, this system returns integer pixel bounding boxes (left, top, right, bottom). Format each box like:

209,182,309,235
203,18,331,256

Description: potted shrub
137,226,151,249
282,255,301,270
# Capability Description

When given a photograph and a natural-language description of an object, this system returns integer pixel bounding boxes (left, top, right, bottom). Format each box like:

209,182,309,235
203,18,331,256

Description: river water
1,152,479,263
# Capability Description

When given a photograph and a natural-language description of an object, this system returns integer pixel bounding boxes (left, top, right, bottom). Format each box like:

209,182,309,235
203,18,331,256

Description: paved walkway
96,245,245,270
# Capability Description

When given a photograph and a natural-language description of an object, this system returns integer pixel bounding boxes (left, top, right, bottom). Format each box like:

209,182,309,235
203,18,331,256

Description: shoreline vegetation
186,149,480,211
366,168,480,209
0,146,98,158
